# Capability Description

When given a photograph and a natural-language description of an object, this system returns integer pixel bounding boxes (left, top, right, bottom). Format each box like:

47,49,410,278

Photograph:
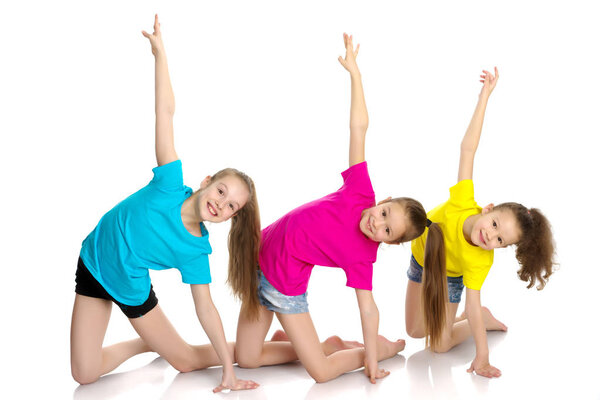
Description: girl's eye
229,204,234,210
493,221,497,228
218,189,224,195
382,211,387,217
497,237,503,244
386,227,390,234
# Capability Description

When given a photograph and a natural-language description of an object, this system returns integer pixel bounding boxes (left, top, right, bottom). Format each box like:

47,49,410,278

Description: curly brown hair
494,202,556,290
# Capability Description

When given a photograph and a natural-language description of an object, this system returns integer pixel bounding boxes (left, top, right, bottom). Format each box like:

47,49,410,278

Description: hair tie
426,219,432,227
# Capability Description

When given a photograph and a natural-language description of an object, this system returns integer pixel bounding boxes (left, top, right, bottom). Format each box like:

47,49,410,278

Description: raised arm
457,67,499,182
142,15,178,166
338,33,368,167
190,284,259,392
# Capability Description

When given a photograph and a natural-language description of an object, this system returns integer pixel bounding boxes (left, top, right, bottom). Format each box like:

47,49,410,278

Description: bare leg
270,330,364,356
277,312,404,383
128,305,236,373
235,305,300,367
70,294,152,384
456,307,507,331
405,281,507,353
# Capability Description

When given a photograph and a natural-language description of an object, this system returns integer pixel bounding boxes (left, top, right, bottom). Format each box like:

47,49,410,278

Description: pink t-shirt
259,162,379,296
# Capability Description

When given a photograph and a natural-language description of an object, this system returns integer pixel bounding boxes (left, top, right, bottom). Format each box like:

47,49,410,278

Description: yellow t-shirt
411,180,493,290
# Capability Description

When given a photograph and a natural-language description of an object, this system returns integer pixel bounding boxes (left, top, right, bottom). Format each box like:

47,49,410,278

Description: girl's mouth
479,230,486,246
207,202,218,217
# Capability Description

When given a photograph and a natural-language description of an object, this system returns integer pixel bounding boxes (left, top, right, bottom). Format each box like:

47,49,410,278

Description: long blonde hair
209,169,262,319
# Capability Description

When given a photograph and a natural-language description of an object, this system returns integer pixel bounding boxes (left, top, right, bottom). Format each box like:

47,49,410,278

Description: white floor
6,242,599,400
2,1,599,399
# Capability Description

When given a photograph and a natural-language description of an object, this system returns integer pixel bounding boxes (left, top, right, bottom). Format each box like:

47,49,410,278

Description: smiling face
359,201,408,244
468,206,521,250
196,174,250,223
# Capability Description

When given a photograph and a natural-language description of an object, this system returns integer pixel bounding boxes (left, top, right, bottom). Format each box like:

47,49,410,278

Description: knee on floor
71,367,100,385
236,354,262,369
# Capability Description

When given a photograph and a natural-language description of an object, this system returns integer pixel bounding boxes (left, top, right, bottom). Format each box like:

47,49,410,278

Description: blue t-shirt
80,160,212,306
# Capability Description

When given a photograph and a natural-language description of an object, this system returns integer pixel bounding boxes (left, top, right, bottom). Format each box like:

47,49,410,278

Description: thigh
405,280,425,337
276,312,327,374
235,305,274,362
128,305,197,371
70,294,113,372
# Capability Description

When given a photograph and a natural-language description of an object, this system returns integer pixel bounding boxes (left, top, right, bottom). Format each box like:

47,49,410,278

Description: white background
1,1,598,399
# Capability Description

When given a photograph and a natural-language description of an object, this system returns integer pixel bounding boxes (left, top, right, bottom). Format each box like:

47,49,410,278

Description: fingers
213,385,227,393
236,379,260,390
466,364,502,378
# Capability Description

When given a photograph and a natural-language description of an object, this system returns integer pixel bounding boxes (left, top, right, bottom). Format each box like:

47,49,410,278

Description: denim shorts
407,255,465,303
257,270,309,314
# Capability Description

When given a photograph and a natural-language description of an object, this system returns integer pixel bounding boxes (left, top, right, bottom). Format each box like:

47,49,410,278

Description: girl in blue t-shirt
70,15,260,393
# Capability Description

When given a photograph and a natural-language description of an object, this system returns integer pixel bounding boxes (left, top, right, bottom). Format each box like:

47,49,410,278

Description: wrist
350,71,362,80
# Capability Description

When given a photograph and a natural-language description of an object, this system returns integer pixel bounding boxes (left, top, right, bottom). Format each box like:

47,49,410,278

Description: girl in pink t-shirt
228,34,431,384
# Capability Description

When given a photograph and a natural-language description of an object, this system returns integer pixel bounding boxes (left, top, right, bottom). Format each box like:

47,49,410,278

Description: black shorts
75,257,158,319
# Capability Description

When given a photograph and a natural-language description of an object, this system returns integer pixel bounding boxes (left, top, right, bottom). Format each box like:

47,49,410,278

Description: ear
200,175,212,189
377,196,392,206
481,203,495,214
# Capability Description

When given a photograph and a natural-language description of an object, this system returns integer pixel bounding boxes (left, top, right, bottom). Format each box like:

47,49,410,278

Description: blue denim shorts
407,255,465,303
257,270,309,314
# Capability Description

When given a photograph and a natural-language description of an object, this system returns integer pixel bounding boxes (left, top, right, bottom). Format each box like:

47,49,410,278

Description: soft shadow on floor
73,357,170,400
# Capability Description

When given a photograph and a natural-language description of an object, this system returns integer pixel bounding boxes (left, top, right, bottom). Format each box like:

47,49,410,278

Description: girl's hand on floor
467,355,501,378
141,14,165,57
213,375,260,393
363,359,390,384
338,33,361,76
479,67,499,98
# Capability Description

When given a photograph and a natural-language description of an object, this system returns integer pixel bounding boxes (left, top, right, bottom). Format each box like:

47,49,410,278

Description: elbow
360,305,379,321
156,105,175,117
350,121,369,133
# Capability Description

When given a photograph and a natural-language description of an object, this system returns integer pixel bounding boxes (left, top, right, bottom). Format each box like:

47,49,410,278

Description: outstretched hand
141,14,165,56
338,33,361,76
479,67,499,97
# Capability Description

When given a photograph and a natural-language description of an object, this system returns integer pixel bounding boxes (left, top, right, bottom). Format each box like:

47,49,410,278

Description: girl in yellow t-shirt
406,68,556,379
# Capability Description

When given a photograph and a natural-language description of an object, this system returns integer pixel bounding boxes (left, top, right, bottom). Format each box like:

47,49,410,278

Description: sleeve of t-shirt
177,256,212,285
462,264,491,291
340,161,375,198
448,179,476,209
344,262,373,291
149,160,184,192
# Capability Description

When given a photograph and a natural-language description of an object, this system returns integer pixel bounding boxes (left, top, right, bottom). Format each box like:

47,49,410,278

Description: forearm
466,303,489,359
460,94,489,154
196,303,235,374
348,72,368,166
154,52,175,115
349,72,368,132
359,306,379,366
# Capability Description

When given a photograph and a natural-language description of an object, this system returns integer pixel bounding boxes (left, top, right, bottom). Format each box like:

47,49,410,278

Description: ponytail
422,222,447,350
208,169,261,320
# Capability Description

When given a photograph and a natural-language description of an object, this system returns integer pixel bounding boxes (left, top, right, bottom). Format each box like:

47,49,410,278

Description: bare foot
322,335,364,355
270,330,289,342
481,307,508,331
455,310,467,323
377,335,406,359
